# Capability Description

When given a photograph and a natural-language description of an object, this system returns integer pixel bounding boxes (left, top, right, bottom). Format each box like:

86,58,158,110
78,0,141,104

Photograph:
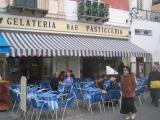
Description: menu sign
20,76,27,112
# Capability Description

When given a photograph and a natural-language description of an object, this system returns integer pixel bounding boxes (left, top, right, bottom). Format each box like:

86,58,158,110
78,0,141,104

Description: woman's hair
52,72,58,79
123,66,132,74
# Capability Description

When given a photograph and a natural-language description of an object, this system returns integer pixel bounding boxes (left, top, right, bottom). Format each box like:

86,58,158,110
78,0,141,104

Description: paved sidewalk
0,94,160,120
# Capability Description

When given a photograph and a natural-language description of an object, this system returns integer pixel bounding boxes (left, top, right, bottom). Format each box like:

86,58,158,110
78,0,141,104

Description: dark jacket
106,81,120,92
118,62,124,75
70,74,75,80
50,78,59,91
147,70,160,90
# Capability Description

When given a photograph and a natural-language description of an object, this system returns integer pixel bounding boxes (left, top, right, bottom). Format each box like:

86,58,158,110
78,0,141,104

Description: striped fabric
1,31,151,58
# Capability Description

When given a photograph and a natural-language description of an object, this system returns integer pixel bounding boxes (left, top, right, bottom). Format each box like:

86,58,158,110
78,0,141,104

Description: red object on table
0,80,10,111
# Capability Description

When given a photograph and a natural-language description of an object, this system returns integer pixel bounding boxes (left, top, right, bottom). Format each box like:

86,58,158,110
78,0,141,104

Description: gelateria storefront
0,14,152,83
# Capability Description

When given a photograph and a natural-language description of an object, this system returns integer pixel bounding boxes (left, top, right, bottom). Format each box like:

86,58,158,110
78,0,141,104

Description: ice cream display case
0,80,10,111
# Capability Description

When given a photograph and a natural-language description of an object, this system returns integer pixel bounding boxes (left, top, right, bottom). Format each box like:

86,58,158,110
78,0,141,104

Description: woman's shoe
125,114,131,120
131,113,136,120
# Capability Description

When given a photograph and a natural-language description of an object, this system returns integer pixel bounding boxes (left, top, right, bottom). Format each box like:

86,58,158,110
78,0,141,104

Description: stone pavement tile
0,96,160,120
0,111,18,120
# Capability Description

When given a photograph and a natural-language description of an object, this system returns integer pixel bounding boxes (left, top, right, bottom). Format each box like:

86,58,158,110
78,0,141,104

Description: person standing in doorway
50,72,59,91
117,61,124,82
118,61,124,75
147,64,160,107
120,66,137,120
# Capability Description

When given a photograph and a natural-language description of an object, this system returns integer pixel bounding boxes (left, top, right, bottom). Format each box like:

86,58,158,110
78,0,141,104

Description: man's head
66,71,71,77
152,64,158,71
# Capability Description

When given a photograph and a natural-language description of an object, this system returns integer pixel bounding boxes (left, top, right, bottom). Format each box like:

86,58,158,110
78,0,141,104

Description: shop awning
0,33,10,54
1,31,151,58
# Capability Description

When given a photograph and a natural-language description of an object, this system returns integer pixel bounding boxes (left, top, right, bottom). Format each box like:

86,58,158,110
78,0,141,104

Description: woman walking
120,66,137,120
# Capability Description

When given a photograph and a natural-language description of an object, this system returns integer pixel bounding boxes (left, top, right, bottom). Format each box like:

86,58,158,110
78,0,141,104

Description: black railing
78,0,109,23
131,8,160,23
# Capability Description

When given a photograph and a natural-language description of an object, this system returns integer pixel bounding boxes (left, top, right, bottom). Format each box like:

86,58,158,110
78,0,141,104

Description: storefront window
131,62,136,75
82,57,120,80
139,63,144,77
145,62,152,77
41,58,52,80
6,57,45,83
6,57,21,83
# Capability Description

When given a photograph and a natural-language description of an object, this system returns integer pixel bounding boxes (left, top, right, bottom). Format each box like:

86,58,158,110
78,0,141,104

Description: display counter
0,80,10,111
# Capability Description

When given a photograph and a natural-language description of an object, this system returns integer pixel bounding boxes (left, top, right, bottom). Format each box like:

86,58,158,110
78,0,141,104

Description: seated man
106,77,120,106
50,72,59,91
106,77,120,91
96,75,107,90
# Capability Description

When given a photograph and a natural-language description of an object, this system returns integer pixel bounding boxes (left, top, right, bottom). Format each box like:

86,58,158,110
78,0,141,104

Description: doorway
136,57,145,77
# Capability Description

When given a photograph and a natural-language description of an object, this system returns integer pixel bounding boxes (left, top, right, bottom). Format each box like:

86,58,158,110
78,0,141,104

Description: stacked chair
135,77,148,105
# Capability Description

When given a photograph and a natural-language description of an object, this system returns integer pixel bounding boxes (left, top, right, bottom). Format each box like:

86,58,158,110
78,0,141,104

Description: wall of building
0,0,65,18
101,0,129,10
143,0,152,10
129,0,137,9
129,0,152,10
64,0,78,21
102,0,130,26
0,0,8,12
47,0,59,17
0,0,130,27
0,0,8,8
152,4,160,12
64,0,129,27
129,0,160,63
54,57,80,78
130,19,160,63
105,8,129,27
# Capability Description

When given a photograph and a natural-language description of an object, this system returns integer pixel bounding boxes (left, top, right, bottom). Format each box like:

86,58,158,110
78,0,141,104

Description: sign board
20,76,27,112
0,14,129,38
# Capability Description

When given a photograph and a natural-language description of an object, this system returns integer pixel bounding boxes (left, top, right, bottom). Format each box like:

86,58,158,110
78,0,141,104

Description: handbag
150,80,160,89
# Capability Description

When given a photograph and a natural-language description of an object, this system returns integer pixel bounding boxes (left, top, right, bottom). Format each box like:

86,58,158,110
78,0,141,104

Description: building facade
129,0,160,75
0,0,151,82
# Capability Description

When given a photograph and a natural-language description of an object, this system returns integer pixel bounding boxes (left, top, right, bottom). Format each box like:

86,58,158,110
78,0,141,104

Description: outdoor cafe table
28,92,59,110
